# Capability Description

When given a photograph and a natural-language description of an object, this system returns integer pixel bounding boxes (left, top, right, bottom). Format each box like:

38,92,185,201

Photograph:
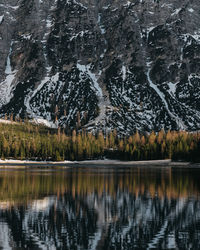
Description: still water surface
0,165,199,249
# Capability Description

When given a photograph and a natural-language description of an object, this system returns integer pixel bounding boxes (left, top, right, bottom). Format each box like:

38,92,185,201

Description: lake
0,164,199,249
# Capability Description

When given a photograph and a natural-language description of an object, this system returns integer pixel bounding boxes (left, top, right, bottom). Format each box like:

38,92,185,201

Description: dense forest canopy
0,120,199,162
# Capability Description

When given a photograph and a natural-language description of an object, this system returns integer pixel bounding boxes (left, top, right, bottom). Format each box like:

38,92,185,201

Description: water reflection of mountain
0,167,200,249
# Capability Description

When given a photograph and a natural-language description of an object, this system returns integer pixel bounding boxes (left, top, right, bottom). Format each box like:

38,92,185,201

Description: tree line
0,121,199,162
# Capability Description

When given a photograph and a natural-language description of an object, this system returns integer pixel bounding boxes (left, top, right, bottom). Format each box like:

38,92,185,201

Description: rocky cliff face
0,0,200,133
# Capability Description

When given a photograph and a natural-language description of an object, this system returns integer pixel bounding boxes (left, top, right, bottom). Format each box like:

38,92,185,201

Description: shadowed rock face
0,0,200,133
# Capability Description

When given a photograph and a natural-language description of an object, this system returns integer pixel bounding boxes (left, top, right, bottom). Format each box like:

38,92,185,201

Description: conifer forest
0,120,199,162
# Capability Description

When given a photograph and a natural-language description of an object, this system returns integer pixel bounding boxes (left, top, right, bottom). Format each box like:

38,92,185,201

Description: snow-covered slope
0,0,200,133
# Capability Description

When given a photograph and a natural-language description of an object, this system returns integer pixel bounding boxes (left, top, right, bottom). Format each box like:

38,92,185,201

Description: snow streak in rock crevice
24,73,59,116
24,8,54,120
77,63,110,127
77,63,102,97
0,42,17,107
0,15,4,24
146,64,186,130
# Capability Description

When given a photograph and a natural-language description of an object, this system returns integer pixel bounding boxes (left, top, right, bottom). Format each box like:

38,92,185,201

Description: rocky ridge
0,0,200,133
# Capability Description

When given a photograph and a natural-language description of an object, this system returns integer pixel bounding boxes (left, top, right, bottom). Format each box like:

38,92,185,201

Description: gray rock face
0,0,200,133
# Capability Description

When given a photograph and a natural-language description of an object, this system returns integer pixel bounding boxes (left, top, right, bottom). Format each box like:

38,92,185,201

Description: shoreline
0,159,199,169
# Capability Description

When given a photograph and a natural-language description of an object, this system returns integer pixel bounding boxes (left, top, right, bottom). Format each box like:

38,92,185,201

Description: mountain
0,0,200,133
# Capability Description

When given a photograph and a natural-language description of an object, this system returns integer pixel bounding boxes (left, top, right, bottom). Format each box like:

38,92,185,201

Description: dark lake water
0,165,200,249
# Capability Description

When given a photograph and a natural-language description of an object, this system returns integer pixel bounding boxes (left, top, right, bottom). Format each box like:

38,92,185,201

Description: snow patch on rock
0,42,17,107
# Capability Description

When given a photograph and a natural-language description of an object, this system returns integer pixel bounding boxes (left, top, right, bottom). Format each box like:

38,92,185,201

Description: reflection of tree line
0,168,199,206
0,169,199,249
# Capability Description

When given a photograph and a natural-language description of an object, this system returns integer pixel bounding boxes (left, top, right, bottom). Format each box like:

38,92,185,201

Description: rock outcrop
0,0,200,133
